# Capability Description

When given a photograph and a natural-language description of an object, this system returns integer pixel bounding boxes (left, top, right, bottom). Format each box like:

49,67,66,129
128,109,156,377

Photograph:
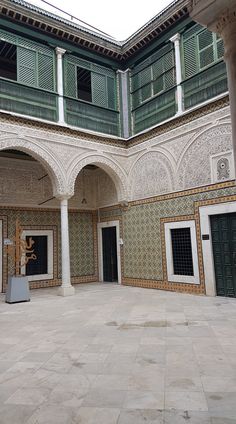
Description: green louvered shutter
17,46,37,86
107,76,116,110
198,29,214,69
216,36,224,60
92,73,106,107
65,62,77,98
183,36,198,79
38,53,54,91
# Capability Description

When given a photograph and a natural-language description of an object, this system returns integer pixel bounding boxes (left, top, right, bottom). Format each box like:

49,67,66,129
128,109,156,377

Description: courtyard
0,283,236,423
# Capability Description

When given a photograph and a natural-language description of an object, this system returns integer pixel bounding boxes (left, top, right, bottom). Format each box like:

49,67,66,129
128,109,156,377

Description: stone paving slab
0,283,236,423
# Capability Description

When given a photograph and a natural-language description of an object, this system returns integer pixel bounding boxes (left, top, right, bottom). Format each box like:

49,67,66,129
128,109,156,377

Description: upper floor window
0,41,17,81
77,67,92,102
64,55,117,110
0,29,56,92
131,44,176,109
183,24,224,80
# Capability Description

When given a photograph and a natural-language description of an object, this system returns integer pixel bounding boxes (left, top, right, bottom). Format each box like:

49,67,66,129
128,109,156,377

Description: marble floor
0,283,236,423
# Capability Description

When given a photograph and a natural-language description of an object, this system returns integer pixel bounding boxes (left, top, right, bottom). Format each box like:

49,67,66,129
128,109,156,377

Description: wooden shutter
198,29,214,69
17,46,37,86
92,73,106,107
38,53,54,91
64,61,77,98
183,36,198,79
38,53,55,91
107,76,116,110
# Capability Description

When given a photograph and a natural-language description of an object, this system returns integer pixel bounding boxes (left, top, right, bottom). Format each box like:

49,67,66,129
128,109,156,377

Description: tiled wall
100,182,236,294
1,207,97,291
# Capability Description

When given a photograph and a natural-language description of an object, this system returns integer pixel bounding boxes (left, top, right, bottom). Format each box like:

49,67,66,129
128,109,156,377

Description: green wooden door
211,213,236,297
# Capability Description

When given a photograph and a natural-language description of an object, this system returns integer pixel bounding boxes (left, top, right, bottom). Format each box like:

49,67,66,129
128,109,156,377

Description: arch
68,154,129,202
129,150,175,200
177,123,232,189
0,136,67,197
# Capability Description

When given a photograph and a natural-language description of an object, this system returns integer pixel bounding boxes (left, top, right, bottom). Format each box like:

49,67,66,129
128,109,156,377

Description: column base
57,285,75,297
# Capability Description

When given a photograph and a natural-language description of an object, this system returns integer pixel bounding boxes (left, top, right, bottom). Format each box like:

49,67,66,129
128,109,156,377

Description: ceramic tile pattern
0,207,96,291
123,185,236,281
0,283,236,423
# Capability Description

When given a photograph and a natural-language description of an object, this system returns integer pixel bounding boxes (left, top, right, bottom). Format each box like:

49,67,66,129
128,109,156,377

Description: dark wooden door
102,227,118,282
211,213,236,297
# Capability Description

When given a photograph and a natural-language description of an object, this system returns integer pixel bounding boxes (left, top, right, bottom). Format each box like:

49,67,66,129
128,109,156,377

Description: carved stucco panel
68,154,129,202
130,151,174,201
0,136,67,197
177,124,232,190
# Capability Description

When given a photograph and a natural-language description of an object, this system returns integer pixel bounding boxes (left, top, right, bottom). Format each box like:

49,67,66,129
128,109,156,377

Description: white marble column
55,47,66,125
58,197,75,296
170,33,183,115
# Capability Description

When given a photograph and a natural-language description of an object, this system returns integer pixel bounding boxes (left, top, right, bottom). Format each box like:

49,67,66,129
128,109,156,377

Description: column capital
55,47,66,56
169,33,181,44
54,193,73,201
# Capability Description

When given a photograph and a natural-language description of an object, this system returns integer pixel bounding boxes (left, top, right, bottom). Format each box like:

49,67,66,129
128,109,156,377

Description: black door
102,227,118,282
211,213,236,297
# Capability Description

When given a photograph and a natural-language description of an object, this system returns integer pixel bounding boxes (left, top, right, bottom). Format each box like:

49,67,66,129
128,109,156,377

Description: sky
27,0,174,40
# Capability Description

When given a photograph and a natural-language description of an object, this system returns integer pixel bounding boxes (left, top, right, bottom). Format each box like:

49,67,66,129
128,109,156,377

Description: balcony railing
132,88,177,134
0,78,58,122
64,97,120,136
182,61,228,110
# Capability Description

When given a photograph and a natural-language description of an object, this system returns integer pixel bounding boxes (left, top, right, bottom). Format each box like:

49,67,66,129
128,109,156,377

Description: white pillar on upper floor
58,197,75,296
55,47,66,125
170,33,183,115
189,0,236,177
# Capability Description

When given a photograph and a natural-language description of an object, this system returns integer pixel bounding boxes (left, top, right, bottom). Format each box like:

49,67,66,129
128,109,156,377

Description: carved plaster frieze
68,154,129,202
0,136,67,197
130,151,175,201
177,124,232,189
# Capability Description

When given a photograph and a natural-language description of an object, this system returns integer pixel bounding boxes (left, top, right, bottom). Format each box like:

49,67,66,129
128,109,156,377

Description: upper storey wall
0,9,229,139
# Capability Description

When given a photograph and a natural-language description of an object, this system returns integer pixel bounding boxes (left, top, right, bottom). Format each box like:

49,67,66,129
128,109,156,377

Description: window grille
171,227,194,276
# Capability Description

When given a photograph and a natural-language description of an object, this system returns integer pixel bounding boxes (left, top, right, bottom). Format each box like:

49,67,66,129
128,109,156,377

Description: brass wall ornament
6,219,37,275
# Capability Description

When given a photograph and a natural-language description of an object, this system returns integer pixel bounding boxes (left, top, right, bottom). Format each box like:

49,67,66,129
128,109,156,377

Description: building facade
0,0,235,297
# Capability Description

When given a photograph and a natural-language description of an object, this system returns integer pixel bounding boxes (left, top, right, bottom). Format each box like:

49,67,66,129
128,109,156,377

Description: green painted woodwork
64,54,117,111
130,43,176,133
0,28,56,92
131,44,176,110
64,98,119,135
182,24,224,79
0,78,58,121
0,18,120,70
182,61,228,109
133,88,176,134
211,213,236,297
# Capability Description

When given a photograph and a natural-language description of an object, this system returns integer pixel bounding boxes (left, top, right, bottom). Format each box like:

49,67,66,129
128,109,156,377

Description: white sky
27,0,174,40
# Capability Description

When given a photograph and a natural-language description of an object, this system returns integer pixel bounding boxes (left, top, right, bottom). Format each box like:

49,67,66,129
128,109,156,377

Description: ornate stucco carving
0,136,67,197
68,154,129,202
177,124,232,189
129,151,175,201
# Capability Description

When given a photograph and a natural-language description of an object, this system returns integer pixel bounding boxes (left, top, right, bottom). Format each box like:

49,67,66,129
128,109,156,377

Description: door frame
199,201,236,296
97,220,121,284
0,220,2,292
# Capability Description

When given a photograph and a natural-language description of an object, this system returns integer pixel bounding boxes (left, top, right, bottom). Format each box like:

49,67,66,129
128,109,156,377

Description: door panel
211,213,236,297
102,227,118,282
